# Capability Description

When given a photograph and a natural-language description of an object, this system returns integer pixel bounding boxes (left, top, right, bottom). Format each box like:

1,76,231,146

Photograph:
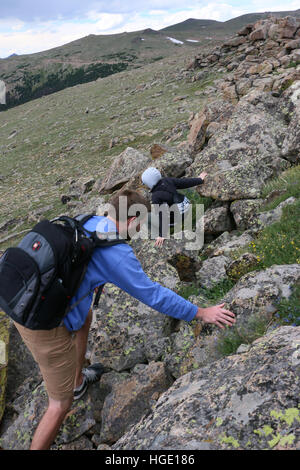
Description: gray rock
223,264,300,327
204,206,234,234
230,199,264,230
196,255,231,288
99,147,151,194
202,231,254,258
100,362,172,444
249,197,296,231
281,81,300,163
113,326,300,450
186,94,289,201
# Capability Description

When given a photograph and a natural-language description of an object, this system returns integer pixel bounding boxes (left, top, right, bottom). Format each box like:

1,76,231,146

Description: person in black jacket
141,167,207,247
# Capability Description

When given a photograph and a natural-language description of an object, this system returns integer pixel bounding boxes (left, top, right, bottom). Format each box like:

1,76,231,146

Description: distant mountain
1,9,300,110
161,18,220,32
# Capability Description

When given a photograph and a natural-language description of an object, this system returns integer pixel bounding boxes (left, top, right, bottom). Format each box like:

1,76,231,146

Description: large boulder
187,112,209,153
248,197,297,231
196,255,231,288
201,231,254,258
99,362,172,444
99,147,151,194
186,93,289,201
230,199,264,230
162,313,217,379
132,234,203,282
223,264,300,327
113,326,300,450
278,16,299,39
150,148,193,178
204,205,234,235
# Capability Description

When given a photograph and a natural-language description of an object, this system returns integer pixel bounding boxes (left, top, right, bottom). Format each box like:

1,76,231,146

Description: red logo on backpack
32,241,42,251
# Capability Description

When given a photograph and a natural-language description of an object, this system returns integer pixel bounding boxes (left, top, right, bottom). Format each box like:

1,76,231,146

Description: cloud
0,1,299,57
0,16,127,57
1,0,299,23
0,1,196,22
250,0,300,11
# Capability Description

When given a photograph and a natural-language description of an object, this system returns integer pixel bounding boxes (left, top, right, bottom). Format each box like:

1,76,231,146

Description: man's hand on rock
195,303,236,329
155,237,165,247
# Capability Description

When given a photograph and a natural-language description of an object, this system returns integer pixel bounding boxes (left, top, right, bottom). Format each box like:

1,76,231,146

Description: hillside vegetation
1,9,300,109
0,51,217,242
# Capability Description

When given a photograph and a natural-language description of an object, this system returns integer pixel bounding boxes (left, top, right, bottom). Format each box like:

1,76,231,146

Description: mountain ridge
1,9,300,110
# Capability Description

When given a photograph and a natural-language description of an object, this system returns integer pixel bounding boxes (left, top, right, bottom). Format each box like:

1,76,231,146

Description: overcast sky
1,1,299,58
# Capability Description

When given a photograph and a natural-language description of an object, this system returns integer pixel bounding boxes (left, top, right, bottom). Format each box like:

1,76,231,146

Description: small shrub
177,278,235,302
260,165,300,211
272,281,300,327
287,60,300,68
202,278,236,303
247,201,300,268
217,313,270,357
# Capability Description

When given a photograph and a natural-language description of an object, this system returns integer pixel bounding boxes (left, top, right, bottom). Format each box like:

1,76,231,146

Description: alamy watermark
95,197,204,251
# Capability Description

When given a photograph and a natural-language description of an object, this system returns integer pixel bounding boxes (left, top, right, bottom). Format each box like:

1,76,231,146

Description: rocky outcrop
100,362,172,444
99,147,151,194
223,264,300,327
186,93,290,201
186,15,300,203
201,230,254,258
113,326,300,450
248,196,296,231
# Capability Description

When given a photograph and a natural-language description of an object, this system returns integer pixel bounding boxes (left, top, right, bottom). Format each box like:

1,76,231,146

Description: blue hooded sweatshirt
63,216,198,331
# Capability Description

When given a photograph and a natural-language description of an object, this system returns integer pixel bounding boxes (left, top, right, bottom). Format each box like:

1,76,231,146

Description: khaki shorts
14,322,77,402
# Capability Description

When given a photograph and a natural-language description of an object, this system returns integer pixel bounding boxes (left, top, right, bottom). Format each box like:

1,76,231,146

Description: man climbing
141,167,207,247
11,189,235,450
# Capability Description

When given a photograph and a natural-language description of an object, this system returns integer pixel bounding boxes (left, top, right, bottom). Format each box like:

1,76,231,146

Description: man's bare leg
30,396,73,450
74,309,93,389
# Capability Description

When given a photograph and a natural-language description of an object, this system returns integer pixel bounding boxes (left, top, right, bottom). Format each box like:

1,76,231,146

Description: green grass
260,165,300,211
247,201,300,267
177,278,235,303
202,278,236,303
287,60,300,68
177,283,200,300
216,280,300,358
216,313,270,357
273,281,300,327
232,165,300,270
0,53,215,235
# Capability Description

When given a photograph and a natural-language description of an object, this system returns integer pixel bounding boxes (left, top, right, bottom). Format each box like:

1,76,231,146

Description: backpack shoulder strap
74,213,95,226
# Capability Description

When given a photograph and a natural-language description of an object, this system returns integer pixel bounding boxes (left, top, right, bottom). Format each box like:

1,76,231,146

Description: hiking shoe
73,363,107,400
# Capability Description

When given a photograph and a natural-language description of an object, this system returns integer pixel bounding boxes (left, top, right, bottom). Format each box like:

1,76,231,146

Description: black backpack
0,214,126,330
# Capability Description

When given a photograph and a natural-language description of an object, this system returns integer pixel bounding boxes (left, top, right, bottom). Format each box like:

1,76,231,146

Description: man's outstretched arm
106,248,236,328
